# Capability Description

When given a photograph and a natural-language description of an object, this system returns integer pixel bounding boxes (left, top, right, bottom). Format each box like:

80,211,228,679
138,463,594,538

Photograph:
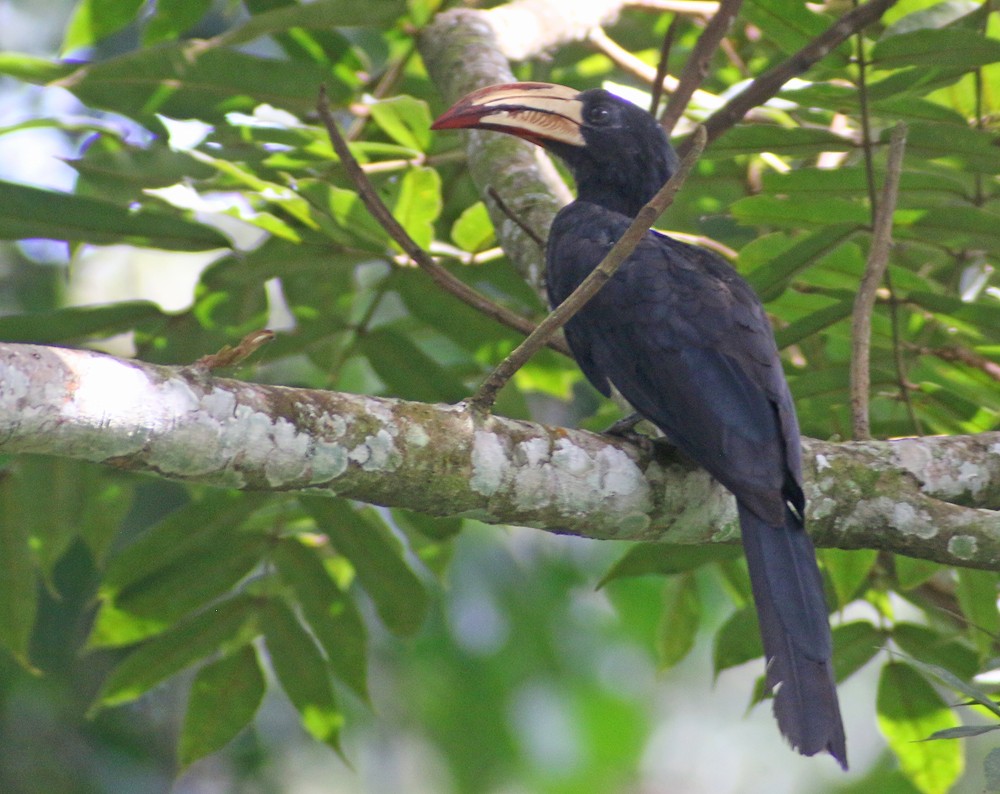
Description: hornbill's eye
584,103,611,125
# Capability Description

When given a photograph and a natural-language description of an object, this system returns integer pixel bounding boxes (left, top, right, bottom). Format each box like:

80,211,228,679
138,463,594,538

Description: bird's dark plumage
433,83,846,767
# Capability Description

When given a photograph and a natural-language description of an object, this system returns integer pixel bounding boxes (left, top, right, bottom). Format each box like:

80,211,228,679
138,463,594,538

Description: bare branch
1,342,997,567
469,126,708,410
649,14,682,117
659,0,742,135
850,122,907,440
316,87,571,358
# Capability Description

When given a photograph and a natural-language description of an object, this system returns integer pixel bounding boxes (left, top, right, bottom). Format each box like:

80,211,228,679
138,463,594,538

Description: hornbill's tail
737,502,847,769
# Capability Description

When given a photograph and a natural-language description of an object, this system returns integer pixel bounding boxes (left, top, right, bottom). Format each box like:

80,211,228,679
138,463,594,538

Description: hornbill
432,82,847,767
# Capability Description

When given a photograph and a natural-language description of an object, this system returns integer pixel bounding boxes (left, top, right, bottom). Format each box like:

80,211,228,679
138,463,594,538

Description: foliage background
0,0,999,792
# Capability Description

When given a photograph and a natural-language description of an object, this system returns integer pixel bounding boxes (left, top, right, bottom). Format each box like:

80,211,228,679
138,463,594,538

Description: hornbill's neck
431,82,678,219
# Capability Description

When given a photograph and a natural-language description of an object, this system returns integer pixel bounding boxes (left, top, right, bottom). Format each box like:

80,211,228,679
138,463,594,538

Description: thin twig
469,126,708,411
626,0,719,16
919,345,1000,383
587,27,719,110
850,122,907,440
487,186,546,249
681,0,898,154
659,0,742,135
316,86,571,358
650,15,682,116
851,3,918,434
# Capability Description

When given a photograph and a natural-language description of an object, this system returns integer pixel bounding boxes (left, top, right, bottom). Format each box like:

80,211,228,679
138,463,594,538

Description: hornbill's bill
432,82,847,767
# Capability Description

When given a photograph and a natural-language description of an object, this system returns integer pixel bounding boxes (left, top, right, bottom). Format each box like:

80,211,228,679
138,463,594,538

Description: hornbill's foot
602,413,657,455
603,412,643,437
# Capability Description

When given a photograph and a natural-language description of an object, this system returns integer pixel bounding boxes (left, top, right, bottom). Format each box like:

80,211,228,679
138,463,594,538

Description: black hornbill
432,82,846,767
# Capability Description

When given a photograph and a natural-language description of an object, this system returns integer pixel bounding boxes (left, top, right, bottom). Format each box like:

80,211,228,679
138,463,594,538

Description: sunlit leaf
393,166,441,250
62,0,144,54
877,662,964,794
369,95,432,153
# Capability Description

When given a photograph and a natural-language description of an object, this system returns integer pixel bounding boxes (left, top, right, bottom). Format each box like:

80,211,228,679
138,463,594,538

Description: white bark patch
815,453,831,471
894,438,990,499
847,497,937,539
350,429,402,472
947,534,978,560
471,431,507,496
406,423,430,448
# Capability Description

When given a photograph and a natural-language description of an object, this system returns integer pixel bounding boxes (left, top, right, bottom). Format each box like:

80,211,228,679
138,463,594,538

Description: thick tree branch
2,342,998,569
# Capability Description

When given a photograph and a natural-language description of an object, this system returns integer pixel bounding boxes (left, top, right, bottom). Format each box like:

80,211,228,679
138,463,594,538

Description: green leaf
821,548,878,608
731,195,870,228
100,492,264,598
57,45,331,124
0,53,74,83
894,557,944,590
900,205,1000,251
369,95,432,153
297,182,389,250
831,621,884,681
0,469,39,667
179,645,266,768
0,181,229,251
774,299,854,348
272,536,368,699
598,542,742,586
70,137,215,204
144,0,212,46
741,0,834,55
358,327,468,404
713,606,762,676
877,662,964,794
93,595,258,711
263,600,343,752
924,724,1000,740
62,0,144,54
745,225,858,301
450,201,496,253
904,656,1000,720
710,126,853,158
213,0,406,49
392,166,441,250
300,497,428,637
892,624,979,682
901,122,1000,174
955,569,1000,660
872,28,1000,70
656,573,701,669
0,302,165,344
92,532,268,647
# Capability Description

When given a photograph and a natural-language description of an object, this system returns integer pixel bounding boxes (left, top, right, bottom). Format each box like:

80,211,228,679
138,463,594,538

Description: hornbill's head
431,82,679,217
